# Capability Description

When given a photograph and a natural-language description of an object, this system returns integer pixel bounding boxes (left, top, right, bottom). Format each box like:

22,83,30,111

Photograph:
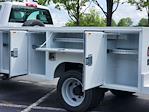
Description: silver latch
86,54,92,66
11,48,18,58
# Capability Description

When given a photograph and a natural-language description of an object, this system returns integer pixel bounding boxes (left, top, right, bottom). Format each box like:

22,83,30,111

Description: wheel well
54,62,83,78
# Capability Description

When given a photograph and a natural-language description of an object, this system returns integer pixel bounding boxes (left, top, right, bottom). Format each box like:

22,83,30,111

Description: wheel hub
62,78,85,107
73,85,84,96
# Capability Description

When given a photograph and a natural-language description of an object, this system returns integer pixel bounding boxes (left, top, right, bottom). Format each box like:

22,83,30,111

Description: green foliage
128,0,149,10
118,17,133,26
128,0,149,25
111,19,117,26
38,0,46,5
51,0,90,25
52,0,89,8
103,19,117,26
66,9,106,26
138,18,148,26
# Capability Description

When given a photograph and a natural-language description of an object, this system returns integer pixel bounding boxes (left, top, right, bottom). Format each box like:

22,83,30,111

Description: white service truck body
0,27,149,111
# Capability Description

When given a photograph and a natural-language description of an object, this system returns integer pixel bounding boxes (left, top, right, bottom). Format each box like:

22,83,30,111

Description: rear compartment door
9,31,28,77
84,31,107,90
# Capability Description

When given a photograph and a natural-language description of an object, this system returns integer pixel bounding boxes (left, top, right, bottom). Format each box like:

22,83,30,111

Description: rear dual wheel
57,70,105,112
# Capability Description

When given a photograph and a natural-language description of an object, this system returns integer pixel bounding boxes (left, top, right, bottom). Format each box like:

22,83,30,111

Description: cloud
113,3,147,25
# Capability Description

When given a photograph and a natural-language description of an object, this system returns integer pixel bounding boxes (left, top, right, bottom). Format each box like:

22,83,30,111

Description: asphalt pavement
0,75,149,112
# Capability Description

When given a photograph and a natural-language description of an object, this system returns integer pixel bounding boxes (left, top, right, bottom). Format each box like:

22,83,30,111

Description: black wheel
22,20,45,26
110,89,134,97
1,74,9,80
57,70,105,112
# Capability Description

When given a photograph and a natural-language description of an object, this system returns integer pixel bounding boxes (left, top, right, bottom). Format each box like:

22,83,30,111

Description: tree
103,19,117,26
50,0,90,26
66,9,106,26
118,17,133,26
38,0,48,5
93,0,120,26
128,0,149,26
111,19,117,26
138,18,148,26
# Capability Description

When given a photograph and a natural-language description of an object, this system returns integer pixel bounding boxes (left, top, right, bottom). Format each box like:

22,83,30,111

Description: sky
48,1,147,26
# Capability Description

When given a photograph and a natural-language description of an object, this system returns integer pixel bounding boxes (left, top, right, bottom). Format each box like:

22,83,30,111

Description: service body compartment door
9,31,28,77
84,31,106,90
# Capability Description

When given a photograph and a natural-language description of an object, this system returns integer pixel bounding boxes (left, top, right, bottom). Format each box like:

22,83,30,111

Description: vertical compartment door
84,31,107,90
10,31,28,77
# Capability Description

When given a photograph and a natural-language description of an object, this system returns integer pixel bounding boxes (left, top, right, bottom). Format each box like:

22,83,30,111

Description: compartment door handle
86,54,92,66
11,48,18,58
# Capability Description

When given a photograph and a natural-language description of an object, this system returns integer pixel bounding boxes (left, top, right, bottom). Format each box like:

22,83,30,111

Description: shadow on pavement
94,92,149,112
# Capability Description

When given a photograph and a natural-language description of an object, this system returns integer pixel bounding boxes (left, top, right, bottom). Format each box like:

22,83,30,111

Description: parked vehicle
0,0,53,27
0,26,148,112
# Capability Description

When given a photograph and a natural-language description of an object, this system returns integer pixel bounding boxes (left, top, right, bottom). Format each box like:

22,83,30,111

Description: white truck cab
0,0,53,27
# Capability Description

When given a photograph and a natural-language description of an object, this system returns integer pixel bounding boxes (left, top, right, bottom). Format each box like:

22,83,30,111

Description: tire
1,74,9,80
57,70,105,112
110,89,134,97
22,20,45,26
